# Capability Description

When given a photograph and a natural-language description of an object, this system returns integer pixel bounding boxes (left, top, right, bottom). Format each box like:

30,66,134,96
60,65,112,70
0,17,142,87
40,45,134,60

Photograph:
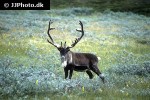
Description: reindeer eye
67,48,70,51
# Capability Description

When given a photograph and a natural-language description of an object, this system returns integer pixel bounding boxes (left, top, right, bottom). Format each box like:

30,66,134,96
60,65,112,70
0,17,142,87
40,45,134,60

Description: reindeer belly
73,65,89,72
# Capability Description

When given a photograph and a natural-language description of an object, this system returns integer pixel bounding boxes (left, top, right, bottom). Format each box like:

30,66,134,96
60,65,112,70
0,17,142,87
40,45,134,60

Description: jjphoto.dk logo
4,2,44,8
1,0,50,10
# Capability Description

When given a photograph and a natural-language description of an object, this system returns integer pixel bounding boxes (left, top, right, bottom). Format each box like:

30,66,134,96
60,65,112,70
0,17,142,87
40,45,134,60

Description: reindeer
46,20,105,83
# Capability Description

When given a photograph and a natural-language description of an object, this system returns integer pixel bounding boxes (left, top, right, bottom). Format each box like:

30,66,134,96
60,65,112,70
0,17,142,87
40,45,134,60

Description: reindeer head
47,20,84,67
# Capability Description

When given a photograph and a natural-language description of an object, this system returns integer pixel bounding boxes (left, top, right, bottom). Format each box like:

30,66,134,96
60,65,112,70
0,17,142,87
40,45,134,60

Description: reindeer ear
66,47,70,52
57,47,61,51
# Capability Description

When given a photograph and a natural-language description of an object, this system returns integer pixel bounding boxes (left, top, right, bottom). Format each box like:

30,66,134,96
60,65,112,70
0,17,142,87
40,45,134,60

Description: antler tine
47,20,59,48
76,21,83,32
61,42,62,47
64,41,66,48
47,20,55,43
68,21,84,48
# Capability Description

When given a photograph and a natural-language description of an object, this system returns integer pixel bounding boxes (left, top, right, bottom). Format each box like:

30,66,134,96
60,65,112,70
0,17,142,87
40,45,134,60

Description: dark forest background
51,0,150,16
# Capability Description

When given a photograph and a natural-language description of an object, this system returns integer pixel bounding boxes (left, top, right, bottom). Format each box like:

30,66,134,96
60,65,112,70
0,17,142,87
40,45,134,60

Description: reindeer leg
64,68,68,79
91,64,105,83
69,69,73,79
86,70,94,79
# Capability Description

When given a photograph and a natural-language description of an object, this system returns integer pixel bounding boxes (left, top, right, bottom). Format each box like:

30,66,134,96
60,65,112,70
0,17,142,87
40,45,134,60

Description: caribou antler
47,20,84,49
68,21,84,49
47,20,60,48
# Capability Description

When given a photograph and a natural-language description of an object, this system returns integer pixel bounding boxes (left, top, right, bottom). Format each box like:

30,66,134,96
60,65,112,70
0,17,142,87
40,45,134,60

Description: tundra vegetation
0,8,150,100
